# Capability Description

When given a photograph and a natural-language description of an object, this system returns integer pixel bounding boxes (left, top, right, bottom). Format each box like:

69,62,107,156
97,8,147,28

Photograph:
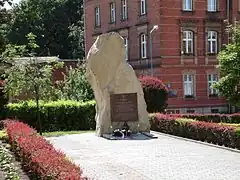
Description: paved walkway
48,132,240,180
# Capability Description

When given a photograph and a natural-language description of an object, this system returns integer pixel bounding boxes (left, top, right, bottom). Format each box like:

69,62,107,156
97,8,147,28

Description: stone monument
86,32,150,137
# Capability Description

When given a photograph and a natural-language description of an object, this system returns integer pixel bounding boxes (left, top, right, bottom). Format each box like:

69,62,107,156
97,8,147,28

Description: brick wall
84,0,239,113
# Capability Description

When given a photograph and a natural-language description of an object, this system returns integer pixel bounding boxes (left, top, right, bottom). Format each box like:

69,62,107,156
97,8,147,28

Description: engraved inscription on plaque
110,93,138,122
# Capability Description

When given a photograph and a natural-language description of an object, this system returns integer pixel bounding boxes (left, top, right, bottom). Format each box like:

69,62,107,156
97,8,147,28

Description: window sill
209,94,218,98
206,10,220,14
120,18,128,22
207,53,217,56
109,22,116,25
139,13,147,17
94,25,101,29
181,10,194,14
181,53,195,58
184,95,195,100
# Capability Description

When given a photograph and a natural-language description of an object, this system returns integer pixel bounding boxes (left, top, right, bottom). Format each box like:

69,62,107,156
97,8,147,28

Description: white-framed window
183,0,192,11
208,0,217,12
95,6,100,27
184,74,194,96
208,74,218,95
110,2,116,23
140,0,146,15
124,37,128,60
140,33,147,58
121,0,128,20
207,31,218,54
183,30,194,54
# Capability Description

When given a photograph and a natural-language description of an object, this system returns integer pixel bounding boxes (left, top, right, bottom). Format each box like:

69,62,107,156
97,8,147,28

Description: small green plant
0,146,20,180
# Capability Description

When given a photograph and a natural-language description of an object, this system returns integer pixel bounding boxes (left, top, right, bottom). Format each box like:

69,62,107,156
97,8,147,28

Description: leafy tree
215,23,240,107
57,63,94,101
2,33,63,134
0,0,12,53
6,0,84,59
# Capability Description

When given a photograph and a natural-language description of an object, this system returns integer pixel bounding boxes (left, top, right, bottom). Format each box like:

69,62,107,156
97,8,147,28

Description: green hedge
1,100,96,132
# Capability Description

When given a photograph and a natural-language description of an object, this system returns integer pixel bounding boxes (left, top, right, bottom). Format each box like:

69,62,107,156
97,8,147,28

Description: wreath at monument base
112,121,132,138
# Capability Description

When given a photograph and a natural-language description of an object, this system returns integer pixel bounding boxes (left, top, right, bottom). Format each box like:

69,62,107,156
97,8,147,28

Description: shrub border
3,119,87,180
150,113,240,150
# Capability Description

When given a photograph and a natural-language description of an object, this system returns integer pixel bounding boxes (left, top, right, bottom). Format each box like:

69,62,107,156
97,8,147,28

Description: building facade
84,0,239,114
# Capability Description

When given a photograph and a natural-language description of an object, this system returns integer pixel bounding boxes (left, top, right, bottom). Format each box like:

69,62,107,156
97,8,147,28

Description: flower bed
167,113,240,124
150,113,240,150
3,119,87,180
0,146,19,180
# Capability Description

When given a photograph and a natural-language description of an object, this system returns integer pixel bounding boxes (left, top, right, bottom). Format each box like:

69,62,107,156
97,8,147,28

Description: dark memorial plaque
110,93,138,122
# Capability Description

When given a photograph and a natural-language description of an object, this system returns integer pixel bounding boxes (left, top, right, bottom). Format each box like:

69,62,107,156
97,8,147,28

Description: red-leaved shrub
167,113,240,124
150,114,240,150
139,76,168,113
3,119,87,180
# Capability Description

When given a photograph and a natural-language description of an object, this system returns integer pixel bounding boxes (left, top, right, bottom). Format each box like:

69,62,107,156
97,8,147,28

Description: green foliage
2,33,62,101
0,145,20,180
3,100,96,132
57,63,94,101
0,0,12,53
6,0,84,59
216,23,240,107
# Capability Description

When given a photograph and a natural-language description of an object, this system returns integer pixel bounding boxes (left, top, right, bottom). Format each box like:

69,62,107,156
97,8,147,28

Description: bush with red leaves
3,120,87,180
139,76,168,113
167,113,240,124
150,113,240,150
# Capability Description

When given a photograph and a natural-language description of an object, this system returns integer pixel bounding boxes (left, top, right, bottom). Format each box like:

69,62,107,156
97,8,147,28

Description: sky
4,0,21,9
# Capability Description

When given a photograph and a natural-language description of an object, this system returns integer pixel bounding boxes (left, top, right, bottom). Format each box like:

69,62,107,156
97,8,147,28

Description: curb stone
151,131,240,154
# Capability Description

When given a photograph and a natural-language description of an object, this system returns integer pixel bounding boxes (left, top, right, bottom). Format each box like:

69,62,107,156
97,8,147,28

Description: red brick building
84,0,239,113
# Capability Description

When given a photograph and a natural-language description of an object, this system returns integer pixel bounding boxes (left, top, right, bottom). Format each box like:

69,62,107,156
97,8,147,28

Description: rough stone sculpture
86,32,150,137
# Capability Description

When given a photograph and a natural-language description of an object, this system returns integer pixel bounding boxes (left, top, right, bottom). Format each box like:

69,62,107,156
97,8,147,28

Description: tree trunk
35,86,42,135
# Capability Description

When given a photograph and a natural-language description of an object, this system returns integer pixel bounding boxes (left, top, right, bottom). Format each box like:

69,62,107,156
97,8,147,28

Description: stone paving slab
47,132,240,180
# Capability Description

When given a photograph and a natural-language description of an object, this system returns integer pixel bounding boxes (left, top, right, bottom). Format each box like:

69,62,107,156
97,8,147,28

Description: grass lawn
42,130,94,137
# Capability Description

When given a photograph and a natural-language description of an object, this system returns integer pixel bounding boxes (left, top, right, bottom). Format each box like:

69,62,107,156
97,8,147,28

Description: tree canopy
5,0,84,59
0,0,12,53
215,23,240,107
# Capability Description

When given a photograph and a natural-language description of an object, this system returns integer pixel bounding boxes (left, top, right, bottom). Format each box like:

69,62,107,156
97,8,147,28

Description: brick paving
48,132,240,180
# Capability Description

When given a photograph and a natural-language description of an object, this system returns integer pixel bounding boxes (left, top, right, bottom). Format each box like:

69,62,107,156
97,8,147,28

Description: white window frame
110,2,116,23
124,37,128,60
140,0,146,15
207,31,218,54
208,0,217,12
183,0,193,11
95,6,100,27
184,74,194,96
208,74,218,95
183,30,194,54
140,33,147,59
121,0,128,20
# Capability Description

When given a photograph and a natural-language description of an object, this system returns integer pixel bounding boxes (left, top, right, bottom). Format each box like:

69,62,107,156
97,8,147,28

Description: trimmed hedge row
168,113,240,124
3,120,87,179
150,113,240,150
1,100,96,132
